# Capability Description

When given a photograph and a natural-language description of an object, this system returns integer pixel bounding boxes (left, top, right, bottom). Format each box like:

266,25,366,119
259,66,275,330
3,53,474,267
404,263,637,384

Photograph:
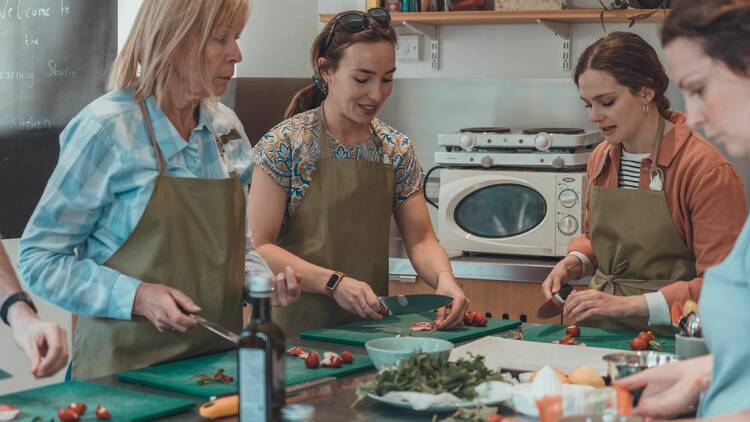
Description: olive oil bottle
239,276,286,422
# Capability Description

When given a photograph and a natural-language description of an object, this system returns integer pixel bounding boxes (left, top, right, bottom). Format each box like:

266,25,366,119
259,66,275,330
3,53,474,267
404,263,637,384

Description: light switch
396,34,420,62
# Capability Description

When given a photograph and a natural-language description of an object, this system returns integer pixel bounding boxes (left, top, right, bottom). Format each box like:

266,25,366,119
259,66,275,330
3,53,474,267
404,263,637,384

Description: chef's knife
536,284,574,319
378,294,453,316
191,314,240,344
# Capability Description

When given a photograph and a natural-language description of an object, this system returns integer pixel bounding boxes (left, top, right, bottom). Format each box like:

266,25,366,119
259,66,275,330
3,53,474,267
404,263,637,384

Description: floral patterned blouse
252,109,424,219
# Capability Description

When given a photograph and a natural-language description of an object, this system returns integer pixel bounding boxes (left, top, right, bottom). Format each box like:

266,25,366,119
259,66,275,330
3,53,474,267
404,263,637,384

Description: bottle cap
248,275,272,297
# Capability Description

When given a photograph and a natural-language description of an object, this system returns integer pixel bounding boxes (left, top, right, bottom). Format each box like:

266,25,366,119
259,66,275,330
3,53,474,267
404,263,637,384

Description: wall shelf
319,9,668,71
319,9,669,25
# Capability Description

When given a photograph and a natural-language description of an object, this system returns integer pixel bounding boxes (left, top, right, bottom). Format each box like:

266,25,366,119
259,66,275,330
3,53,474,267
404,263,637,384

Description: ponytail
284,82,326,119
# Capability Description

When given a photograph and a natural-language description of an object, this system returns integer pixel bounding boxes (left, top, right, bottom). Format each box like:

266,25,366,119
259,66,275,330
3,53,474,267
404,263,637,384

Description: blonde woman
18,0,300,380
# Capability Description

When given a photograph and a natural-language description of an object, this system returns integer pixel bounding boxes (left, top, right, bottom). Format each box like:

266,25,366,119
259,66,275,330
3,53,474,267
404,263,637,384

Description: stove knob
558,189,578,208
534,132,553,151
481,155,493,168
459,134,476,151
558,215,579,236
552,156,565,169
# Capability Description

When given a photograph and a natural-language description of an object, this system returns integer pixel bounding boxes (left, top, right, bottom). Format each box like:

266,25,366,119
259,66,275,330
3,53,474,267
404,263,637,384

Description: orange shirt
568,112,747,307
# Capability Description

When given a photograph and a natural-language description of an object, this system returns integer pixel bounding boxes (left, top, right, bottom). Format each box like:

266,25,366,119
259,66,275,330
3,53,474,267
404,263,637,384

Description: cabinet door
389,277,511,319
508,282,562,324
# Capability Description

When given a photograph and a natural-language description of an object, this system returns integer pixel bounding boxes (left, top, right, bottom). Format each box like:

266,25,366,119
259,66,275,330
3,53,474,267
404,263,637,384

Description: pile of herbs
354,352,507,406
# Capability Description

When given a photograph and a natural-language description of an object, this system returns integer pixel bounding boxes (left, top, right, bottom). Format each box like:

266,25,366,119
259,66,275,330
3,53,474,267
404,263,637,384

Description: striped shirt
19,90,272,321
618,150,649,189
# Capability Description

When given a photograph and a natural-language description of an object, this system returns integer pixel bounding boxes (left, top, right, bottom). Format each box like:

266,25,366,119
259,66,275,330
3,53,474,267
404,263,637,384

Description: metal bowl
603,351,680,381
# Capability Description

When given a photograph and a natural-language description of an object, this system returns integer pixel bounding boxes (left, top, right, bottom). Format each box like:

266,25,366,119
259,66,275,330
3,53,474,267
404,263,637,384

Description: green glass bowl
365,337,454,370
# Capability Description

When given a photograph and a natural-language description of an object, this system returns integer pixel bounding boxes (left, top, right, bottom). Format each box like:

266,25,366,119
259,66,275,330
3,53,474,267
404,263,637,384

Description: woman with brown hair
616,1,750,419
541,31,746,334
18,0,300,379
248,8,468,336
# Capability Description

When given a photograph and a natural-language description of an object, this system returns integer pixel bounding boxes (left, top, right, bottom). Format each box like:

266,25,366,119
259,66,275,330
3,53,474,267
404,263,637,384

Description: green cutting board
118,347,373,398
300,313,521,347
0,380,194,421
523,324,676,353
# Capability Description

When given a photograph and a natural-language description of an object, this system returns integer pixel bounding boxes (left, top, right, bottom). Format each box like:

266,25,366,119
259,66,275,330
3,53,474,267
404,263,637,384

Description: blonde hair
109,0,250,106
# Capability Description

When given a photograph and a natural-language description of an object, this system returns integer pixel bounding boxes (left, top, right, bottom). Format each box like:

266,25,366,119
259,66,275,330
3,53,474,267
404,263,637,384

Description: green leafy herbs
354,352,506,407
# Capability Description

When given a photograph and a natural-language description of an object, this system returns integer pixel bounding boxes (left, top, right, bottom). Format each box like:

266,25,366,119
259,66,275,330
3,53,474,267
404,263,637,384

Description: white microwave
438,168,587,257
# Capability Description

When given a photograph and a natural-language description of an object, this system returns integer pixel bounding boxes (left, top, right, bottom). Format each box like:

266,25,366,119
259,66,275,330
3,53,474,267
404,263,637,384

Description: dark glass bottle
239,276,286,422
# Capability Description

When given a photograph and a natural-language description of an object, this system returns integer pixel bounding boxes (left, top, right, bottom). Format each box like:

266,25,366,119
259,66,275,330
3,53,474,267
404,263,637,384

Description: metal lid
281,404,315,421
459,127,511,134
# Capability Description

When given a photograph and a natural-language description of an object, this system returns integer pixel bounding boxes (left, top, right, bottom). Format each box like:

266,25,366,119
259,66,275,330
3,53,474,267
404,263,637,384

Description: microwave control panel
555,173,587,253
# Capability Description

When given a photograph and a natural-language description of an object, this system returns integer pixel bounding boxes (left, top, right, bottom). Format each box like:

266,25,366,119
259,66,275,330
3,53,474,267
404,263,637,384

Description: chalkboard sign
0,0,117,238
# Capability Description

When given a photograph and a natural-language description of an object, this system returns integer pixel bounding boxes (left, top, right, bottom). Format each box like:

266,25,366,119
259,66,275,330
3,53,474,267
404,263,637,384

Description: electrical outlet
396,34,420,62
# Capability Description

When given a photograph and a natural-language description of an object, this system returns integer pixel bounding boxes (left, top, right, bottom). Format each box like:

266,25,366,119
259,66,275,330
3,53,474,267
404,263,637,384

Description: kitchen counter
389,255,591,286
84,337,531,422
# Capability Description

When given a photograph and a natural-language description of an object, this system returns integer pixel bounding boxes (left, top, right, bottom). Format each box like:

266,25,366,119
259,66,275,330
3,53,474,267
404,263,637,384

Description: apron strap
138,101,168,176
597,260,629,294
648,117,666,191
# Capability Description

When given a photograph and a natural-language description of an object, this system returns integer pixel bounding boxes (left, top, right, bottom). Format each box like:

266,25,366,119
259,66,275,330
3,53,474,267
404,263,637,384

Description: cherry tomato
629,337,648,351
67,403,86,414
565,325,581,337
559,334,577,345
305,352,320,369
341,351,354,364
463,312,475,326
638,331,656,343
95,405,112,420
57,407,81,422
488,415,503,422
474,313,487,327
329,356,343,368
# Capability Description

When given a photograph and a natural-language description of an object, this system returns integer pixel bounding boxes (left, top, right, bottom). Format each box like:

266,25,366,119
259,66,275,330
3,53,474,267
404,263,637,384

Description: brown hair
574,32,671,117
661,0,750,76
284,11,397,119
109,0,250,107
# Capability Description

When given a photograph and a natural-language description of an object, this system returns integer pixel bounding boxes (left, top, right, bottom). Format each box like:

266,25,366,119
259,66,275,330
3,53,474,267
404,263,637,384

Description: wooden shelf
320,9,668,25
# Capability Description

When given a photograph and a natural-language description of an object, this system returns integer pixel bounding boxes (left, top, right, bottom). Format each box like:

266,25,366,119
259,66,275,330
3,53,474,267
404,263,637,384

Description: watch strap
1,291,37,326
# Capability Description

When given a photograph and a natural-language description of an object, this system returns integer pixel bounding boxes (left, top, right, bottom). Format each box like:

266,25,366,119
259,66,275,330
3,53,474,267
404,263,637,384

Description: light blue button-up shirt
19,90,272,320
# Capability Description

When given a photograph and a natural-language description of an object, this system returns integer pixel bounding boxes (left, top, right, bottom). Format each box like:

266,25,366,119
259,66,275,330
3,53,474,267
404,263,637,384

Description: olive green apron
584,118,695,335
272,105,394,337
71,101,245,379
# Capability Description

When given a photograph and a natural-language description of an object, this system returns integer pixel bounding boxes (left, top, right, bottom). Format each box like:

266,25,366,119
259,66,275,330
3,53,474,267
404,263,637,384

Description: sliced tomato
95,405,112,420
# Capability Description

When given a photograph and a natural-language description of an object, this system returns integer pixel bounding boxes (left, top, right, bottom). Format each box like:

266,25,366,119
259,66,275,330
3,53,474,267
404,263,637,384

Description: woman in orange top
541,32,746,332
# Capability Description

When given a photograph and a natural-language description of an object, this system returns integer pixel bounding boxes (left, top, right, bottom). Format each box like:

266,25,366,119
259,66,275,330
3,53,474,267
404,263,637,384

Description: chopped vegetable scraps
194,368,234,385
0,405,19,421
410,321,435,331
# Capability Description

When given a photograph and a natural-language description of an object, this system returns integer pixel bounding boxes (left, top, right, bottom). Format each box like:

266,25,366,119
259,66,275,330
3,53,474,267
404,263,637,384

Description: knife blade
378,294,453,316
191,314,240,344
536,284,574,319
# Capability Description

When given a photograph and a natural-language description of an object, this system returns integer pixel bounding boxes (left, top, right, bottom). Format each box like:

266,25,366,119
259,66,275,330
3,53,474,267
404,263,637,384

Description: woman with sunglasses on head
248,8,469,336
541,31,746,335
615,1,750,420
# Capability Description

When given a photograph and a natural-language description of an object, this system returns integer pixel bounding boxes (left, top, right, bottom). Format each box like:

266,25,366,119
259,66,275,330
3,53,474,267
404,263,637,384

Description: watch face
326,273,341,289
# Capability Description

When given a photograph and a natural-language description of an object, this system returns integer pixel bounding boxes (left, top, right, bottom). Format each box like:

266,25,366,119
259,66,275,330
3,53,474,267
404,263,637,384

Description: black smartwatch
1,291,38,326
325,271,345,297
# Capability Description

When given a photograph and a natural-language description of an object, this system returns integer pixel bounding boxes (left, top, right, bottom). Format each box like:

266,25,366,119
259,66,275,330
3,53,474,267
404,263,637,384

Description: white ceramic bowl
365,337,454,370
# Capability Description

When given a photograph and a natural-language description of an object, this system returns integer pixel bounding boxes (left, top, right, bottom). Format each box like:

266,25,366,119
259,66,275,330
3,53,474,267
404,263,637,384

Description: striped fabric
18,90,272,320
618,150,650,189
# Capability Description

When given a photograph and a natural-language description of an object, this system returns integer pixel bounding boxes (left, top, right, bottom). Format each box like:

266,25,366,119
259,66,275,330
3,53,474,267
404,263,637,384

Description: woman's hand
10,305,69,378
541,254,583,300
270,266,302,308
563,290,647,322
614,356,712,419
332,277,387,320
132,283,200,332
434,274,469,330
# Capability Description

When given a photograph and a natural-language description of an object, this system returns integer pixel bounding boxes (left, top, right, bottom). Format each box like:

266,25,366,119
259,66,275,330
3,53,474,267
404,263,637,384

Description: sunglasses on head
321,8,391,56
